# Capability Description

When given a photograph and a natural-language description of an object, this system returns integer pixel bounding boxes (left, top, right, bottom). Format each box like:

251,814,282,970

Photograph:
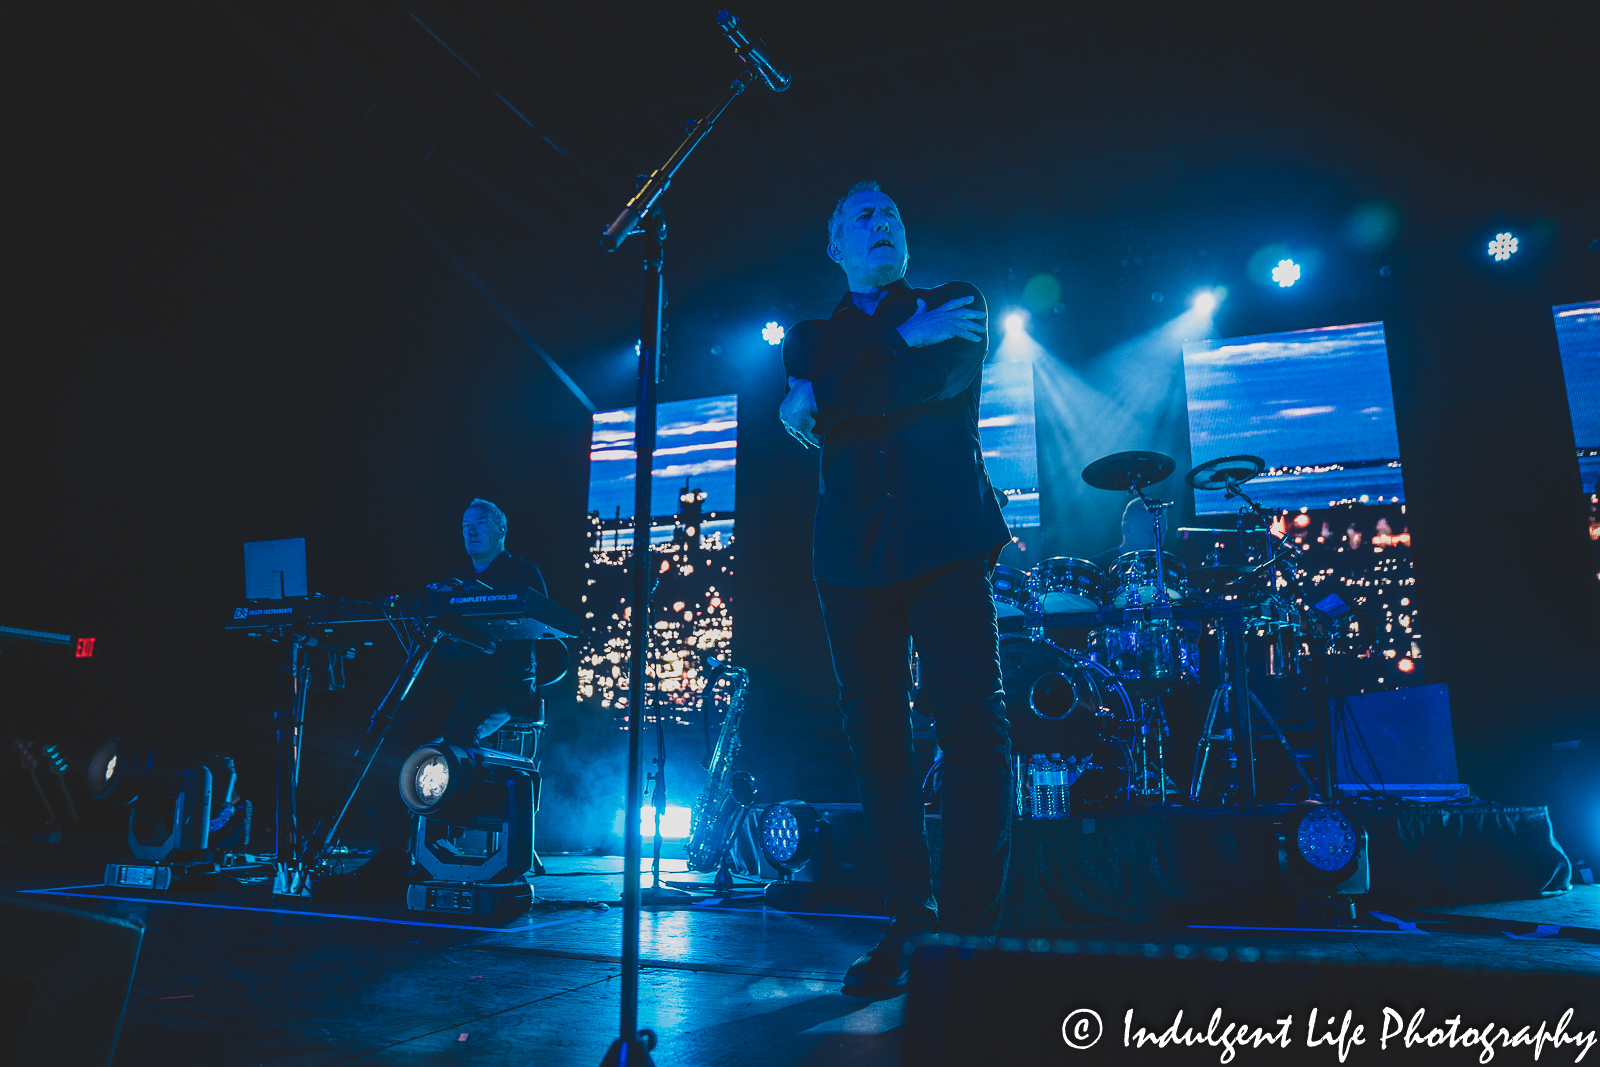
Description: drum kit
999,450,1334,813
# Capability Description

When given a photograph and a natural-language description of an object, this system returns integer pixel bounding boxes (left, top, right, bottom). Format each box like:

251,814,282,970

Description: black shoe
842,922,931,998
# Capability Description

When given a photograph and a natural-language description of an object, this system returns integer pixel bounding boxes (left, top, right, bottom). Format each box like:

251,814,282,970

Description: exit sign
75,637,96,658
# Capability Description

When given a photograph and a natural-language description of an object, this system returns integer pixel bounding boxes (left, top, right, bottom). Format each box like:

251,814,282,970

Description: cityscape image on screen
1182,321,1404,516
579,394,737,723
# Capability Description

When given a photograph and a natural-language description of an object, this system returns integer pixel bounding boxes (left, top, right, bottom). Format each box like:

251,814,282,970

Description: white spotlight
1487,232,1518,261
1271,259,1301,287
762,322,785,345
1004,312,1026,333
1192,290,1218,314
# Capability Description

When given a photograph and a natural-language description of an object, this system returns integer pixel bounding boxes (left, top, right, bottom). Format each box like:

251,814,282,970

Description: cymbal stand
1189,671,1315,802
1130,697,1176,802
1128,484,1178,802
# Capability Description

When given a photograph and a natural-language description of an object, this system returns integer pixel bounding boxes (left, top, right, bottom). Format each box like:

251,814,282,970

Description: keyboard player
355,497,546,897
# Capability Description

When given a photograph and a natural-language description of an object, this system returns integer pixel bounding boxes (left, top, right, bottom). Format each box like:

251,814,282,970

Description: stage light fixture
1488,232,1519,261
1271,259,1301,287
1004,312,1026,333
88,738,239,889
1192,290,1219,314
758,800,823,874
398,742,539,918
762,321,785,345
1275,800,1368,919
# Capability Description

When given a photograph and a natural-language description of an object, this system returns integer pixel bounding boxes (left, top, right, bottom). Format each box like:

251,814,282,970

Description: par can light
1275,800,1368,898
758,800,823,874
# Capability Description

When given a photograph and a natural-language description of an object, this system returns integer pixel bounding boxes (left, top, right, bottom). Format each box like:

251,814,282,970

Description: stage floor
4,837,1598,1067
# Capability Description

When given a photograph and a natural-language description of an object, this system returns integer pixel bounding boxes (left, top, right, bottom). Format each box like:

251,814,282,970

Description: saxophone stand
597,15,788,1064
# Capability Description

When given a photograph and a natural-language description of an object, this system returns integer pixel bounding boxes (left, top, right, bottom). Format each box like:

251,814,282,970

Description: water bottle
1030,754,1070,819
1027,755,1048,819
1048,753,1071,818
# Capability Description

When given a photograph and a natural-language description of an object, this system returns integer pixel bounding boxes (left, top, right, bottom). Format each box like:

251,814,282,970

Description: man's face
463,506,503,557
829,190,908,288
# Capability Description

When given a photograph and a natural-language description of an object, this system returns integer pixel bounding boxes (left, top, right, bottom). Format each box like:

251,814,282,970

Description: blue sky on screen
1554,300,1600,494
587,394,738,521
1182,322,1404,514
979,360,1038,491
980,360,1040,527
1183,321,1400,466
1554,301,1600,447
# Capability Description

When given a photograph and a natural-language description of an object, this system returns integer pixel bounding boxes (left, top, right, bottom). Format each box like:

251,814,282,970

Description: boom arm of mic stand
601,70,756,251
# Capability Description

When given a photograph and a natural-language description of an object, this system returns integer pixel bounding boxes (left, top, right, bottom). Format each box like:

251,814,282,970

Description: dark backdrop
6,0,1597,861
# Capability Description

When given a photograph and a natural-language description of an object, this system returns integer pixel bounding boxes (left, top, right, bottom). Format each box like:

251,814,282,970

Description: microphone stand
600,30,771,1067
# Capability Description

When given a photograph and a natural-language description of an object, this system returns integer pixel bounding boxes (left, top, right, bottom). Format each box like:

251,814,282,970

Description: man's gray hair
827,179,886,247
467,497,507,533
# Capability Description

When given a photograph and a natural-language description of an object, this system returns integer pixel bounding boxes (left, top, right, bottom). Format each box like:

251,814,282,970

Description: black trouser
817,555,1012,935
367,672,525,867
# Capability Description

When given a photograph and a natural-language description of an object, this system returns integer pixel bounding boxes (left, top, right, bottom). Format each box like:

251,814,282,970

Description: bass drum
1000,637,1131,806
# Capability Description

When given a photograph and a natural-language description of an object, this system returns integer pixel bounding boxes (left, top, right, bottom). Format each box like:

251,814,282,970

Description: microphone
716,12,791,92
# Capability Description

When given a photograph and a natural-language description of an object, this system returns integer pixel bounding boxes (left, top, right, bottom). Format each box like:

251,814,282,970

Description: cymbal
1186,454,1266,490
1081,451,1176,492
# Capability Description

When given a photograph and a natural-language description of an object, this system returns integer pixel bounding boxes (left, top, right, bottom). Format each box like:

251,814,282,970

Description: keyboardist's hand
426,581,452,592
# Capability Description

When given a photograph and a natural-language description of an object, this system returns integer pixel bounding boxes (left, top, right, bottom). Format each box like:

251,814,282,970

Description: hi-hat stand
597,13,788,1066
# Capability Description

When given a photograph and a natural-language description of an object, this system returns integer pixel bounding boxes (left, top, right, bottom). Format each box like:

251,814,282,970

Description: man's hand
780,376,821,449
895,295,986,348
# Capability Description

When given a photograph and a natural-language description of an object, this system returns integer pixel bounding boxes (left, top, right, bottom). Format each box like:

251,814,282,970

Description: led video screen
587,394,737,548
581,394,738,718
980,360,1040,528
1553,300,1600,495
1182,322,1404,515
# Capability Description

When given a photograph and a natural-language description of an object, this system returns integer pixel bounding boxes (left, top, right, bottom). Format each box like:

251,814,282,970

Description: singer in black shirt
780,181,1013,995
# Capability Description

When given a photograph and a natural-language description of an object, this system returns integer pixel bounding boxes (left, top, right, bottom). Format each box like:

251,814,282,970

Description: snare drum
990,565,1035,617
1105,550,1188,608
1086,621,1200,696
1030,557,1106,614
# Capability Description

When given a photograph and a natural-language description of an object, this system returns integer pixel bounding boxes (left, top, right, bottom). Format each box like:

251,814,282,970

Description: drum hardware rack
999,450,1374,814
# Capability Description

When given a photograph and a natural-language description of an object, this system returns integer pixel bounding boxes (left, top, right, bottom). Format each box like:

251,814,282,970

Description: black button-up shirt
429,551,546,707
782,278,1010,588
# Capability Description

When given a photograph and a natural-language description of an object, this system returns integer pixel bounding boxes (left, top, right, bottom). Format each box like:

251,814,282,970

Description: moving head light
398,742,540,919
87,738,241,890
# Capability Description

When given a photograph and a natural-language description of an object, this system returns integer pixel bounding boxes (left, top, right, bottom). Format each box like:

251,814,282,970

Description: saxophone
684,663,751,872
